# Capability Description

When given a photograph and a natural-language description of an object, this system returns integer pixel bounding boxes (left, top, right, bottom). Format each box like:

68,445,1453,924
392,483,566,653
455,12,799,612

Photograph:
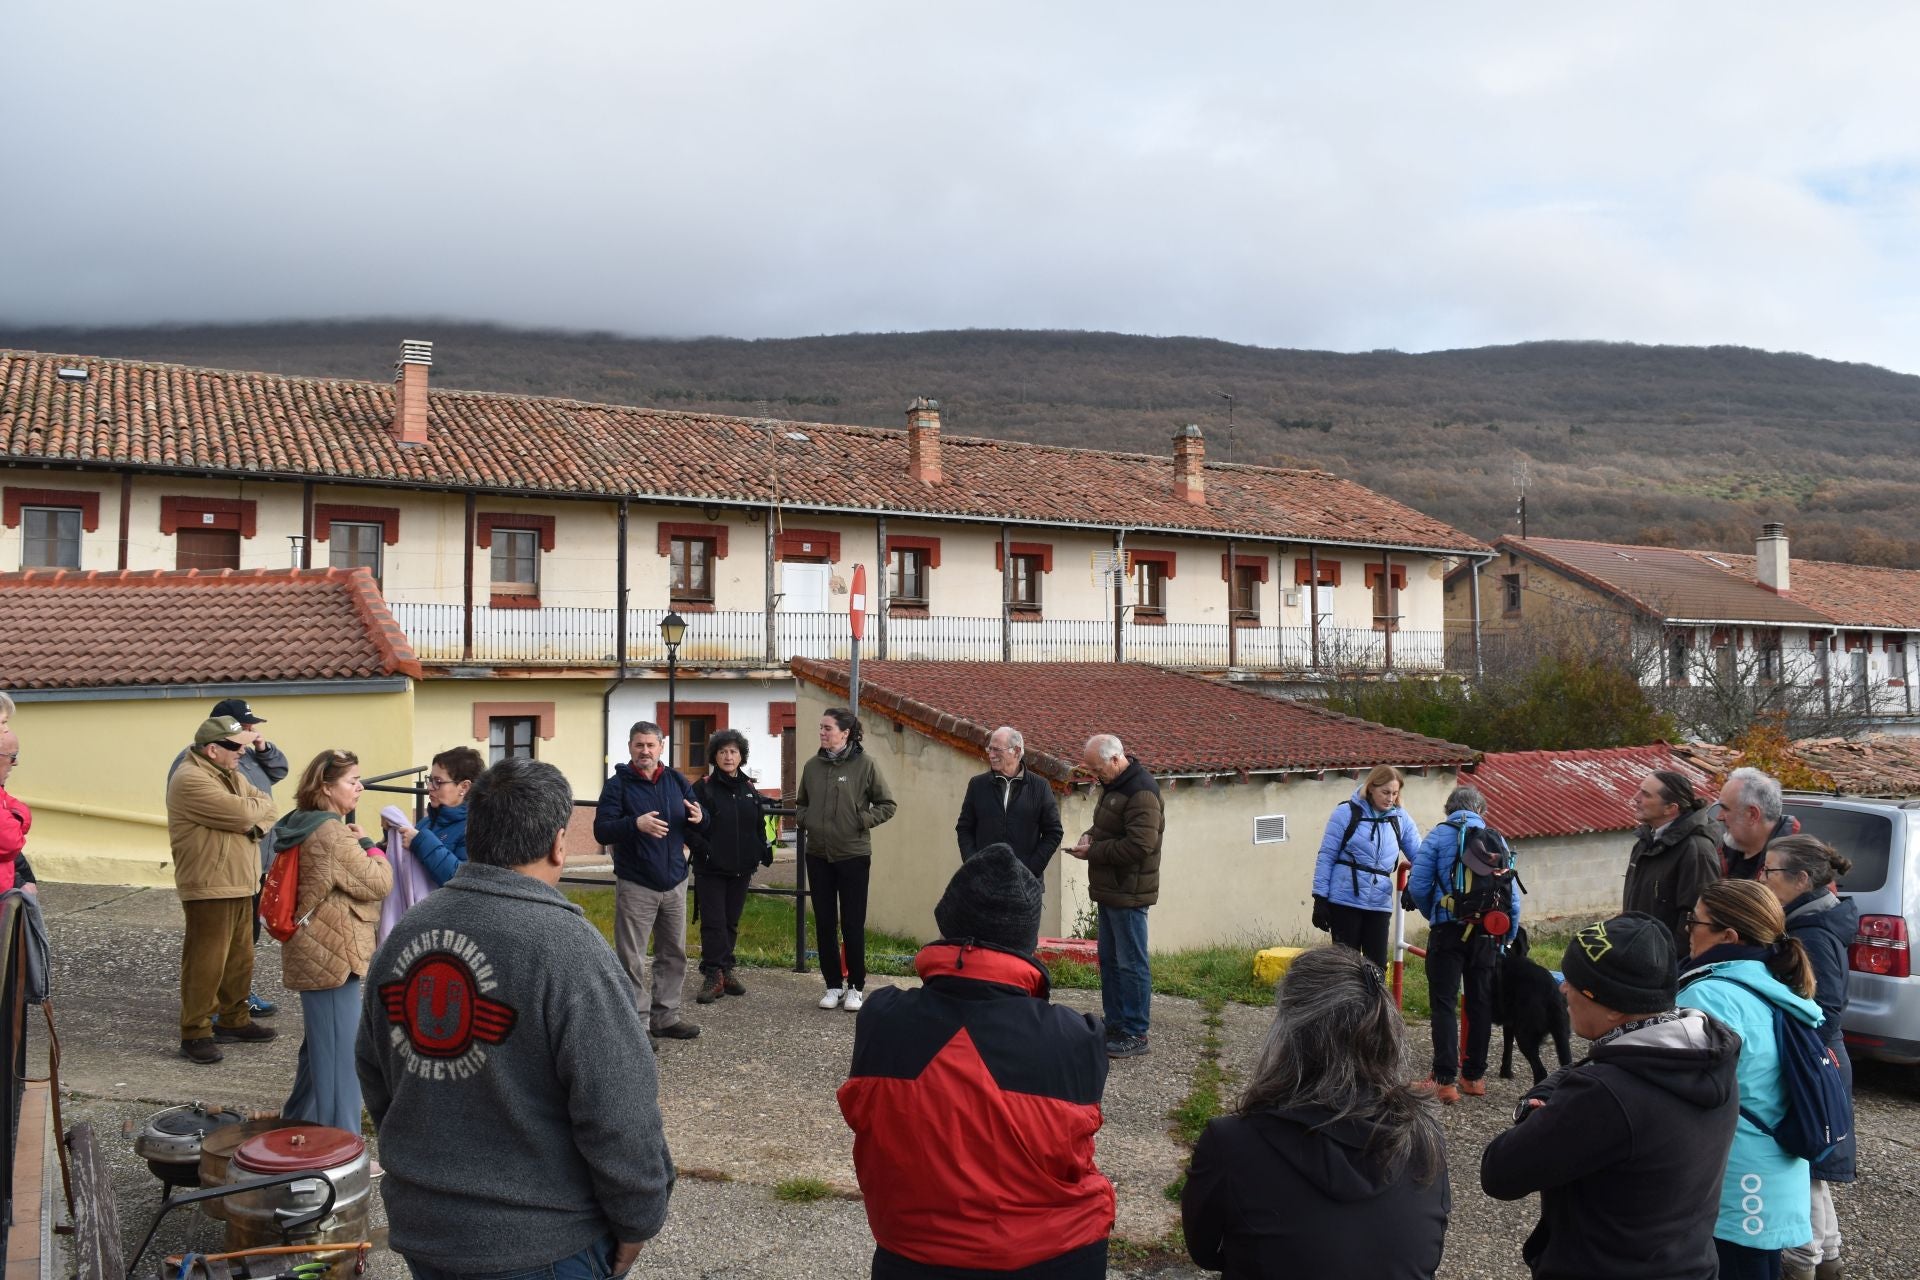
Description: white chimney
1757,522,1790,594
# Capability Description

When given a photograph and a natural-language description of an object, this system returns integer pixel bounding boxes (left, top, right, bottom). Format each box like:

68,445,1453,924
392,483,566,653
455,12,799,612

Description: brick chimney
1174,423,1206,505
1757,522,1790,593
907,396,942,485
392,339,433,446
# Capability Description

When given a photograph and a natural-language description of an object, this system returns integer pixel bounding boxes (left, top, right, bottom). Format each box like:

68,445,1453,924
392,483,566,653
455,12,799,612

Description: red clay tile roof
1501,536,1834,624
789,658,1474,783
1692,552,1920,631
1675,736,1920,799
0,567,422,689
0,350,1483,553
1465,744,1710,840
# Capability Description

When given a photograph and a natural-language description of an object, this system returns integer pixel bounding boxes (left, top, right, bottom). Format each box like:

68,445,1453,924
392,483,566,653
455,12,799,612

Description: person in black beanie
1481,912,1742,1280
837,844,1115,1279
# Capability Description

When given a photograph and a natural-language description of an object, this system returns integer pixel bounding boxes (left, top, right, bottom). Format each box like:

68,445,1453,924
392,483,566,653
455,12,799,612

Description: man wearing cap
839,843,1115,1278
165,715,281,1064
1481,912,1741,1280
170,698,289,1018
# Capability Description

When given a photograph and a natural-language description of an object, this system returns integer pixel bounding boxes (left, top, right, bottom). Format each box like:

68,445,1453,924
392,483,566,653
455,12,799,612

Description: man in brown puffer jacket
1067,734,1163,1060
165,716,279,1064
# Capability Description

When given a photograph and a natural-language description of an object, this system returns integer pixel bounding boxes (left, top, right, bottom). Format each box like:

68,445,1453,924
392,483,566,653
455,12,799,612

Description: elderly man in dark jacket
1621,770,1720,955
1482,913,1741,1280
956,725,1064,882
1066,734,1163,1060
1716,766,1799,880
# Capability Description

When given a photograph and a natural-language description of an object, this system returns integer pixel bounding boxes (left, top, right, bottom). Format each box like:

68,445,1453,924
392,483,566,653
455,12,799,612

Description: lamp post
660,611,686,771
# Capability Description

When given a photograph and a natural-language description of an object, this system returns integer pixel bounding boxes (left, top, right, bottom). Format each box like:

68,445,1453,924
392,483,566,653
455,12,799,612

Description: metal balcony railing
387,601,1456,673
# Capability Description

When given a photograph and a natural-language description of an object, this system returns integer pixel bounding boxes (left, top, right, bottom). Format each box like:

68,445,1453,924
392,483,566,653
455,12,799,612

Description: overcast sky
6,4,1919,371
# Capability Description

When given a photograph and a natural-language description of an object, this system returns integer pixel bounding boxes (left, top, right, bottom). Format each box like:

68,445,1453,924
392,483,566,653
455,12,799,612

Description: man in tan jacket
167,715,279,1064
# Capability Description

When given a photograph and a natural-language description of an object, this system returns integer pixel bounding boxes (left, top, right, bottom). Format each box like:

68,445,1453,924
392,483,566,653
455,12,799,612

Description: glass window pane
21,507,81,569
329,522,383,582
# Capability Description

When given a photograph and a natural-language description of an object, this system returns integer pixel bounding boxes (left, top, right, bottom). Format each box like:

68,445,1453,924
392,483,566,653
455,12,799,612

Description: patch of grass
772,1176,835,1204
1044,944,1279,1008
1108,1226,1188,1264
566,886,924,976
1164,997,1229,1203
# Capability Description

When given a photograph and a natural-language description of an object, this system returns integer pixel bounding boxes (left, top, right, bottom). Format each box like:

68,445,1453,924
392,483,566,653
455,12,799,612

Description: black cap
935,844,1043,955
211,698,265,725
1561,912,1677,1014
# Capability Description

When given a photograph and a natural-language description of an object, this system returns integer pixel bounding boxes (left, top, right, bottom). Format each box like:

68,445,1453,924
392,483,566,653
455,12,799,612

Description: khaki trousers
613,878,688,1032
180,896,255,1040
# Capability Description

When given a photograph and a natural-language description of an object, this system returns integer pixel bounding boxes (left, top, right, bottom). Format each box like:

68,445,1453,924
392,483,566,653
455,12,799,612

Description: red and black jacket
837,941,1115,1275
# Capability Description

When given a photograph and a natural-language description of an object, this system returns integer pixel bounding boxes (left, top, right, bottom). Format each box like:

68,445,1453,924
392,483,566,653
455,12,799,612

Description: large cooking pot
197,1116,304,1221
133,1103,246,1187
224,1125,373,1277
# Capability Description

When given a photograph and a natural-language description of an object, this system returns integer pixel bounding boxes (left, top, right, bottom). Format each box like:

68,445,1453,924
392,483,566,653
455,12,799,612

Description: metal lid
233,1125,366,1173
149,1103,244,1139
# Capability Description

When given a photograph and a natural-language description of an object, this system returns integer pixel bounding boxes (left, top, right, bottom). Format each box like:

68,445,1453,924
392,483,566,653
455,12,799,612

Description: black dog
1494,926,1572,1083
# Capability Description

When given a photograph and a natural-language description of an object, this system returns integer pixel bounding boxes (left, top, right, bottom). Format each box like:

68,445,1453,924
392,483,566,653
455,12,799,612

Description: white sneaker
843,988,865,1013
818,985,847,1010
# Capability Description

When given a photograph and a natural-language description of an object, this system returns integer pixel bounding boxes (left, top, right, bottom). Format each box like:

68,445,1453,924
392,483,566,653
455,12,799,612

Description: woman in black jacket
688,729,771,1004
1182,946,1449,1279
1763,835,1858,1280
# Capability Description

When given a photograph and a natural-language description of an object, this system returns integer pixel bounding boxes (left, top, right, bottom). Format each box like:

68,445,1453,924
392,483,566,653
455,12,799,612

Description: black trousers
1326,903,1391,969
807,854,870,989
694,871,750,975
1714,1239,1782,1280
1424,921,1496,1083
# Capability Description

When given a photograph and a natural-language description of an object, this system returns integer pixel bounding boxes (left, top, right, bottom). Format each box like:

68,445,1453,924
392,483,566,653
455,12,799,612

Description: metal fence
389,601,1457,672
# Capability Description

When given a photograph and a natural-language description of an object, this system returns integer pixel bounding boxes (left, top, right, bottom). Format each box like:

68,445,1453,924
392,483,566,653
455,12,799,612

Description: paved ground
33,882,1920,1278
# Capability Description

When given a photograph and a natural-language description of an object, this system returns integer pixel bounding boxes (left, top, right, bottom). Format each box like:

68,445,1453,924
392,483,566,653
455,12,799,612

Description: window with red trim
670,536,715,604
657,701,730,777
889,547,930,605
1232,564,1261,620
1293,557,1341,587
1366,564,1407,632
5,486,100,571
1010,554,1045,610
1134,560,1168,615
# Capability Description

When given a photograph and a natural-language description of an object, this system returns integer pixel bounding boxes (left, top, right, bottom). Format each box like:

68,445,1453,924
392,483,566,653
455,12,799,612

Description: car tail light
1851,915,1911,978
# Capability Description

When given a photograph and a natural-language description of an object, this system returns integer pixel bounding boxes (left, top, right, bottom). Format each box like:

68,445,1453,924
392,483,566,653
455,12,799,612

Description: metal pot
134,1103,246,1187
198,1116,304,1221
225,1126,373,1278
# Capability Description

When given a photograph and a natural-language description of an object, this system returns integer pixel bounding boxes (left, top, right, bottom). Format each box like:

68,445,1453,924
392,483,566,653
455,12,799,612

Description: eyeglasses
1758,866,1795,879
1682,916,1723,932
427,777,454,789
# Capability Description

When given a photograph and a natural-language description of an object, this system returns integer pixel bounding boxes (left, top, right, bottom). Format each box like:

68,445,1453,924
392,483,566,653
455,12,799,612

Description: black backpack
1445,824,1522,940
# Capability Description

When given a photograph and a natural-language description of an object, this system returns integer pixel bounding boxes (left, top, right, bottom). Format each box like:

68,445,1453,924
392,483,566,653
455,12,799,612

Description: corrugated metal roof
1467,744,1711,840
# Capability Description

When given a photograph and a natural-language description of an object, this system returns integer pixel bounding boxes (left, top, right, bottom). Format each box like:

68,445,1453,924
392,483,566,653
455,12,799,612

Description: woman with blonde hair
1676,879,1823,1280
272,749,391,1133
1312,765,1421,968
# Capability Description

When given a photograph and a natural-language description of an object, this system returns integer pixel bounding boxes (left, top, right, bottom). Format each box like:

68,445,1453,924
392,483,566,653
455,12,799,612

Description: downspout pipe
602,497,632,778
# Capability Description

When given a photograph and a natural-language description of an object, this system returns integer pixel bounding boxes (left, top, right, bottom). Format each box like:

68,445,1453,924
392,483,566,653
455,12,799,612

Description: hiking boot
1783,1265,1815,1280
696,973,726,1005
1107,1034,1151,1059
1459,1077,1487,1098
1417,1077,1460,1104
180,1038,224,1065
723,970,747,997
214,1020,279,1044
653,1020,701,1040
1814,1262,1844,1280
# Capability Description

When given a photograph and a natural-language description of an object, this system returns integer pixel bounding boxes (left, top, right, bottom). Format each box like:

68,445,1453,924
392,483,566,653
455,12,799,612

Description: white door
780,562,832,612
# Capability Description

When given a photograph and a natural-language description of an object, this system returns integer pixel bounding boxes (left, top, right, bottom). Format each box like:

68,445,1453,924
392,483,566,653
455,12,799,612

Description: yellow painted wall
801,682,1461,952
411,677,614,803
9,687,415,886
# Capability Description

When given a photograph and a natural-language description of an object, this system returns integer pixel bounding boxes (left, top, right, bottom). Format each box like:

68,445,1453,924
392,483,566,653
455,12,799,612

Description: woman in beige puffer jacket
270,749,391,1134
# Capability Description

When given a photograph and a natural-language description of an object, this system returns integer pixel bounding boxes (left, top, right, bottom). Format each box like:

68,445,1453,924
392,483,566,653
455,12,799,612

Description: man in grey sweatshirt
357,759,675,1279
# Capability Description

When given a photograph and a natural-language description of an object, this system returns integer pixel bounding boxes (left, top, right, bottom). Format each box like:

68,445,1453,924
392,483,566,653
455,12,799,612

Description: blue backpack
1704,973,1851,1164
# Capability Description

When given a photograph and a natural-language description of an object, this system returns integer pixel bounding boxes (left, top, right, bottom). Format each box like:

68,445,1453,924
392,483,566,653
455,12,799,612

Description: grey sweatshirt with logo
356,862,675,1269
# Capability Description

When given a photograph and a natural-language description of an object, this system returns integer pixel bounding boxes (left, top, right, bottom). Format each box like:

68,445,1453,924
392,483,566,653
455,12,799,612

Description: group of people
1302,758,1857,1280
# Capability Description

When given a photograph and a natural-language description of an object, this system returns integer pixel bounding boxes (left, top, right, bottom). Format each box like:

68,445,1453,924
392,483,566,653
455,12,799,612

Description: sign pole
849,563,868,714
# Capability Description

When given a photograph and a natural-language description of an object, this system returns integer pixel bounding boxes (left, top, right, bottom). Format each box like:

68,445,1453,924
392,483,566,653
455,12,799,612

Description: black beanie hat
1560,912,1678,1014
935,844,1043,955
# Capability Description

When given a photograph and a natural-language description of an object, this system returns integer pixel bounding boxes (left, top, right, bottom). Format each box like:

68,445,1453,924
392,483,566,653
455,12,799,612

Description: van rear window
1786,806,1893,894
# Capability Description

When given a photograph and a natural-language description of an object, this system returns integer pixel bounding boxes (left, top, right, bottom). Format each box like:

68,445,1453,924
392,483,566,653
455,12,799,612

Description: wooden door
176,529,240,570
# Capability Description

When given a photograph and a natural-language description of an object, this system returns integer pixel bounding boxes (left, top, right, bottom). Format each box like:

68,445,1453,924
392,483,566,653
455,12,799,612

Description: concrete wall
1509,832,1634,927
800,682,1462,951
8,686,414,886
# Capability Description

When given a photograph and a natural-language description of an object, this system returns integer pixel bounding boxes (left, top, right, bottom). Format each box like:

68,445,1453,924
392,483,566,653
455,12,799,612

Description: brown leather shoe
696,973,726,1005
180,1037,224,1065
214,1020,278,1044
1459,1077,1487,1097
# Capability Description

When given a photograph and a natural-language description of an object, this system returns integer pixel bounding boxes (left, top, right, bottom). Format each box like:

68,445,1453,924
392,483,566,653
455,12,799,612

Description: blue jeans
406,1234,625,1280
1096,904,1151,1038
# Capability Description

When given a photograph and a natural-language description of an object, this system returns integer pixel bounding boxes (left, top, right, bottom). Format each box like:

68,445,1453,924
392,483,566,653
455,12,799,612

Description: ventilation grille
399,339,434,366
1252,814,1288,844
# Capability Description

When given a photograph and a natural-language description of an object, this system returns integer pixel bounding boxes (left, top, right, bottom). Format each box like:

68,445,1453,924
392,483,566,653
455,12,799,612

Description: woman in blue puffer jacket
1312,765,1421,968
383,746,483,887
1676,878,1823,1280
1763,835,1858,1280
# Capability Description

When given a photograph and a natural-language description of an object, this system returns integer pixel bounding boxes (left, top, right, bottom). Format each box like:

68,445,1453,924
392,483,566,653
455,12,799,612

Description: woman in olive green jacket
795,707,896,1011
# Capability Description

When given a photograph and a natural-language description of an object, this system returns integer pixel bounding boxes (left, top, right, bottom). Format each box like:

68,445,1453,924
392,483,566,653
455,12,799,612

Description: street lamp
660,611,686,772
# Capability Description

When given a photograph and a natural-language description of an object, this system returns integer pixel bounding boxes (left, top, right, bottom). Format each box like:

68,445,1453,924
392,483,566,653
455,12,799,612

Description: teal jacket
1675,955,1823,1251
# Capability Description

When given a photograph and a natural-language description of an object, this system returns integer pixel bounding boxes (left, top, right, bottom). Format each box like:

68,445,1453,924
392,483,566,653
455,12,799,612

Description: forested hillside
6,321,1919,565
